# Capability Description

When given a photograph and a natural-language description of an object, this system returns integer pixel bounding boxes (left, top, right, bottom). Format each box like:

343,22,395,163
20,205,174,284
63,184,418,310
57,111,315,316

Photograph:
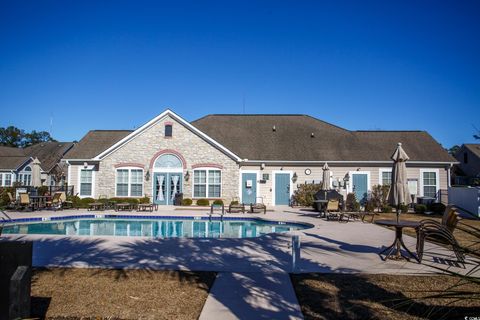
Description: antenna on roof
49,113,53,136
242,93,246,114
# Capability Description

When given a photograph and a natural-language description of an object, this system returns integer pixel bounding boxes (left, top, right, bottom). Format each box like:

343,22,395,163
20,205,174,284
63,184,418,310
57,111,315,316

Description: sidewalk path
199,272,303,320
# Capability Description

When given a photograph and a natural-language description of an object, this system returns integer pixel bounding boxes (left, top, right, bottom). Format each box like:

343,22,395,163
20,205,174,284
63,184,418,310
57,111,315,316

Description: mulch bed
291,273,480,320
31,268,216,320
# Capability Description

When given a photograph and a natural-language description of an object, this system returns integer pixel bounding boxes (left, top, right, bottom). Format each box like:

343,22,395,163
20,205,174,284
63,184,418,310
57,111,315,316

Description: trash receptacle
174,192,183,206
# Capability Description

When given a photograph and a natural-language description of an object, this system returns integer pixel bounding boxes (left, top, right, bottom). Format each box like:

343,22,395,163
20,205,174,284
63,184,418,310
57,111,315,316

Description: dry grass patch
292,273,480,320
31,268,216,320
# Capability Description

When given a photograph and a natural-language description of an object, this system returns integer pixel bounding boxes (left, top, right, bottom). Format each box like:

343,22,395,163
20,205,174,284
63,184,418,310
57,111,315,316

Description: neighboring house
63,109,455,206
454,144,480,180
0,142,74,187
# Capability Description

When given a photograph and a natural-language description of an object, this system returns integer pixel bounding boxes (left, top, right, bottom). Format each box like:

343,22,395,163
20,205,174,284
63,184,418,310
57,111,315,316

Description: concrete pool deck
2,207,478,319
1,206,478,275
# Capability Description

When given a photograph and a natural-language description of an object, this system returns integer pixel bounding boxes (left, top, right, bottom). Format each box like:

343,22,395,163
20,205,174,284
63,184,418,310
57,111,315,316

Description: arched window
154,154,182,169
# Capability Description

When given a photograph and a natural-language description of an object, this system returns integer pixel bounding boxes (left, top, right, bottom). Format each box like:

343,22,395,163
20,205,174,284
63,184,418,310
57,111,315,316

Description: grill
313,190,344,211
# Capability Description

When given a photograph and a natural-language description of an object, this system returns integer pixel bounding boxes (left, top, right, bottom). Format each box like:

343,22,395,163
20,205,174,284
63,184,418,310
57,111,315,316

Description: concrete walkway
199,272,303,320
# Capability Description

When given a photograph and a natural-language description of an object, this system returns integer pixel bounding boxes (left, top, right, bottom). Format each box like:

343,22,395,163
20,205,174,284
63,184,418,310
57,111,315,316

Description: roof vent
272,125,276,132
311,133,315,138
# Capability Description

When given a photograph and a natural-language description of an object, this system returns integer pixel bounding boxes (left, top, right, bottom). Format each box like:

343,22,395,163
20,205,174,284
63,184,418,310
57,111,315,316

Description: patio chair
228,202,245,213
46,192,63,210
137,202,158,212
6,192,18,210
325,200,340,220
249,197,266,214
415,205,464,262
18,193,34,211
60,191,78,210
416,219,465,263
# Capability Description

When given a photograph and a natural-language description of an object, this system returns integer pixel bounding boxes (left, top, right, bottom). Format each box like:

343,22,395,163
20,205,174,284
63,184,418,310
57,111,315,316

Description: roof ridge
355,130,425,132
90,129,134,132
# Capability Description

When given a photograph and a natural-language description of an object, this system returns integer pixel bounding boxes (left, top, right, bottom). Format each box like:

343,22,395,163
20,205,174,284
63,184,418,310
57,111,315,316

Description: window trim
378,168,392,186
4,173,12,186
164,124,173,137
115,167,145,198
419,169,440,198
78,167,95,198
192,168,222,199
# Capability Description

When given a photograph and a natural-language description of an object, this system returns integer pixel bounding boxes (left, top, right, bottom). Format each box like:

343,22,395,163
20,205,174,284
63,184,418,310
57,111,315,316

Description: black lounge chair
416,205,464,263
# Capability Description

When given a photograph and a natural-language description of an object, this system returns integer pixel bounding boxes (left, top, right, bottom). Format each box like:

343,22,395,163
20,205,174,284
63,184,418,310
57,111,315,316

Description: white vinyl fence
448,186,480,218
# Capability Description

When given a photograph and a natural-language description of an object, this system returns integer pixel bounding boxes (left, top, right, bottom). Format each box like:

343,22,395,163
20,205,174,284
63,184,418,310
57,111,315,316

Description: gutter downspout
447,163,452,188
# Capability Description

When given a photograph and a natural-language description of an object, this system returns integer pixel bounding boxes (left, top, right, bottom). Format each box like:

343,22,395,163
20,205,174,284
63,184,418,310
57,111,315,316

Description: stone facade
70,114,239,202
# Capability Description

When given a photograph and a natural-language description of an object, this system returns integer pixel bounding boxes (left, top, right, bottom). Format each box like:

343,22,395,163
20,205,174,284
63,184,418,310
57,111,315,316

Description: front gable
94,109,241,161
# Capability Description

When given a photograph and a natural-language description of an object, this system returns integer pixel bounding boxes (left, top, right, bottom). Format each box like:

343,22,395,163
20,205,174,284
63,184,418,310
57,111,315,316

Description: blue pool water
2,216,310,239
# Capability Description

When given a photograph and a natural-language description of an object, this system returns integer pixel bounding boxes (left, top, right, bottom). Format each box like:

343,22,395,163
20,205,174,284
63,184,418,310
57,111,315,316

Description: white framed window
420,169,439,198
193,169,221,198
379,168,392,186
80,169,93,197
4,173,11,186
115,168,144,197
17,166,32,186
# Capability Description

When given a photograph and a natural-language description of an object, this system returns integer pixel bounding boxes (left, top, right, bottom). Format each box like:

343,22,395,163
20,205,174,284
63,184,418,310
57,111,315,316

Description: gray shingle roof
0,142,74,171
192,115,455,162
64,130,133,159
463,144,480,159
24,142,74,171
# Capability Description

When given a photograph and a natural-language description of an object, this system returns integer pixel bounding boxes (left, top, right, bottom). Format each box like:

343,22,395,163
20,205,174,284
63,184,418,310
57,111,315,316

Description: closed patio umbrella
387,143,411,222
321,163,330,190
32,157,42,187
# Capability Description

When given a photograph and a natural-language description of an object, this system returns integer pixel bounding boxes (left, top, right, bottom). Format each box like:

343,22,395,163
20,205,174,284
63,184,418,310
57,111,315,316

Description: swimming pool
2,215,311,239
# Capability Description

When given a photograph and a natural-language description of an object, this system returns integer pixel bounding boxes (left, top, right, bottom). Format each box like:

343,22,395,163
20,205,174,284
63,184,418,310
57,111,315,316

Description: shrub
37,186,49,196
399,204,409,213
370,184,390,211
66,195,81,208
346,193,360,211
364,200,376,212
429,202,446,215
109,197,139,205
138,196,150,204
0,187,15,208
230,200,239,205
415,204,427,214
181,198,193,206
78,197,95,208
196,199,209,206
381,205,393,213
212,199,224,206
292,184,322,207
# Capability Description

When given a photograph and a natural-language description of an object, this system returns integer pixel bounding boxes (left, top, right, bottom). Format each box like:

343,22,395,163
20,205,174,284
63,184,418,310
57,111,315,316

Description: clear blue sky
1,1,479,148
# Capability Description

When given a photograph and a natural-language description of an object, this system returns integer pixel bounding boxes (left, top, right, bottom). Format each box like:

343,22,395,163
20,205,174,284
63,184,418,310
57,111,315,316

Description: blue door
153,172,182,205
352,173,368,204
275,173,291,205
242,173,257,204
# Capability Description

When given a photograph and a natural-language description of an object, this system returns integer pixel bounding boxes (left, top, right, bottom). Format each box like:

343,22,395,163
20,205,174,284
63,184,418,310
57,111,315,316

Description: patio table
375,219,420,262
29,195,51,210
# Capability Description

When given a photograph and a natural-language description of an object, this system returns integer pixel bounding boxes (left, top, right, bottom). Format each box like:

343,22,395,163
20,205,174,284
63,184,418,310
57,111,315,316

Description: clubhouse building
64,109,455,206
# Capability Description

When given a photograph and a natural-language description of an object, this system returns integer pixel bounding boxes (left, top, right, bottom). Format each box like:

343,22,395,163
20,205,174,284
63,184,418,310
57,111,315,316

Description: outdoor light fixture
145,170,150,181
292,172,298,182
260,163,266,170
185,170,190,181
